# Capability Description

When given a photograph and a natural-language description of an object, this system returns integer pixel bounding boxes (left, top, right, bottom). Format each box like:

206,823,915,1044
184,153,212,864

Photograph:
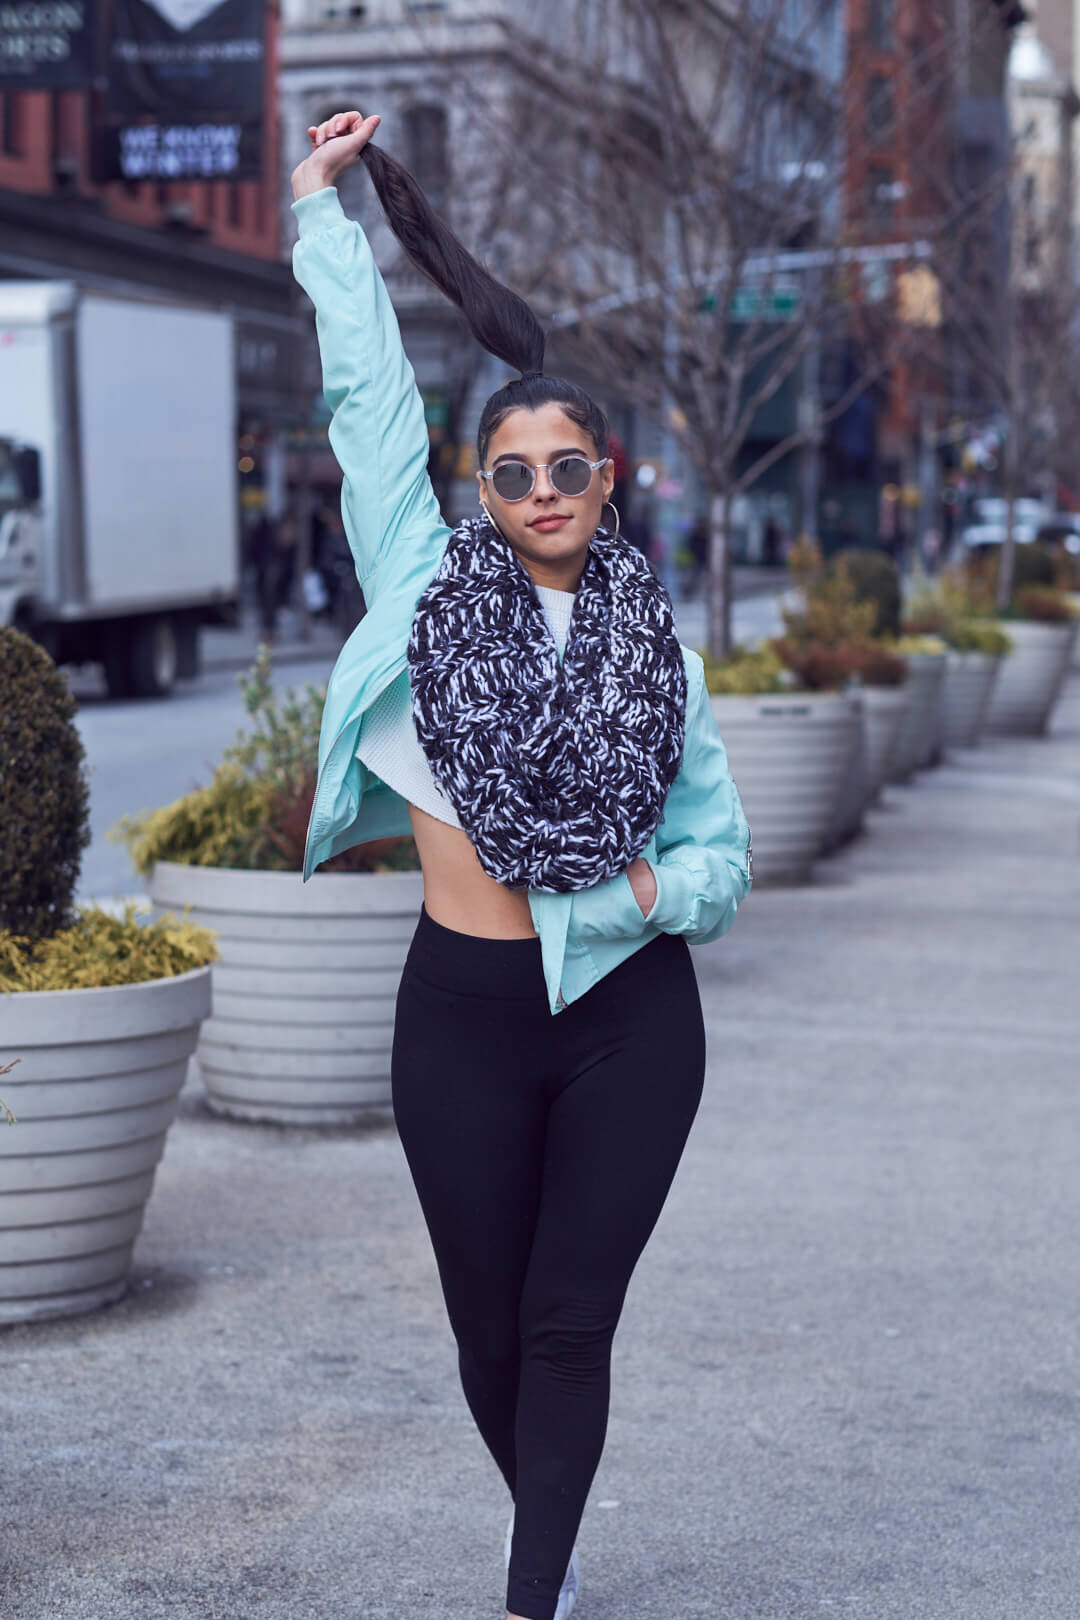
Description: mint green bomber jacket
293,186,752,1015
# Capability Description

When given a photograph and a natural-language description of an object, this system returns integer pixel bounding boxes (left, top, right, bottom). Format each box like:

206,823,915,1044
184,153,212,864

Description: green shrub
1009,585,1078,624
947,621,1014,656
964,543,1055,605
831,549,902,637
701,644,789,695
893,633,948,655
849,642,908,687
1012,545,1057,590
903,580,1014,654
770,637,862,690
111,647,421,875
0,906,218,993
0,627,91,944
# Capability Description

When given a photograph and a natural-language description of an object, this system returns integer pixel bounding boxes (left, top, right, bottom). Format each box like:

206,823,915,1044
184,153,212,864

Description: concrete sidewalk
3,679,1079,1620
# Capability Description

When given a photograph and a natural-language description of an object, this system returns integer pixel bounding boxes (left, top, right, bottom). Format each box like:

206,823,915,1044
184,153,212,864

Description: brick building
842,0,1023,550
0,10,297,497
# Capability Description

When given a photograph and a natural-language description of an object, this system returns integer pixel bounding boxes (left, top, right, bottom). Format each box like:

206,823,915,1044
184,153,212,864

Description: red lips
528,515,572,532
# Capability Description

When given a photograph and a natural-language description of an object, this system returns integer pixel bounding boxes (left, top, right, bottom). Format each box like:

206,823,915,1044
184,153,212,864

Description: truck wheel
129,617,179,699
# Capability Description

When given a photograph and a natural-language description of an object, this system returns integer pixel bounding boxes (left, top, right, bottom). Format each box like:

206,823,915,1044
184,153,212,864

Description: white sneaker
503,1510,580,1618
554,1544,580,1619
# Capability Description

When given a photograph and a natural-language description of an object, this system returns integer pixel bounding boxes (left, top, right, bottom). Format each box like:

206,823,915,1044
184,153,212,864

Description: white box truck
0,281,239,697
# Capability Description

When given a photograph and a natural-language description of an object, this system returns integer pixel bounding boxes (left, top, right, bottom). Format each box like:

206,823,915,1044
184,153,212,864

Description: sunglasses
479,454,609,503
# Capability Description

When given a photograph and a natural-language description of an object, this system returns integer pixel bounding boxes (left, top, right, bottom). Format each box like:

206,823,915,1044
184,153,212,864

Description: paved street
4,665,1078,1619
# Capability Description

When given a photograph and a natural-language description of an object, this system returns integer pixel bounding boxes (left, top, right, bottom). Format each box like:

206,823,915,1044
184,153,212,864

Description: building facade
0,12,296,523
280,0,850,561
842,0,1026,555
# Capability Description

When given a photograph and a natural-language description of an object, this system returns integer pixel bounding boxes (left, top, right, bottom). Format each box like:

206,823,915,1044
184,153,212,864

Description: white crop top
356,583,575,828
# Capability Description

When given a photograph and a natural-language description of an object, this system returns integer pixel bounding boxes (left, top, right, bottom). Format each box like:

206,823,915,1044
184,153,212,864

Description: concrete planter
147,863,424,1124
941,651,1002,749
825,684,912,850
710,690,860,884
1070,597,1080,667
860,683,911,806
821,691,867,852
888,652,947,782
0,966,211,1324
983,619,1079,736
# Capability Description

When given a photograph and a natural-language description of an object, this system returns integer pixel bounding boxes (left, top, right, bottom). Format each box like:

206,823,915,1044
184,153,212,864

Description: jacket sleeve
291,187,449,601
643,656,753,943
566,653,752,945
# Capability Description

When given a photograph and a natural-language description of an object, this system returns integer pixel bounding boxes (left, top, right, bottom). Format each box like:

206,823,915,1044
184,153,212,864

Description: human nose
531,464,558,502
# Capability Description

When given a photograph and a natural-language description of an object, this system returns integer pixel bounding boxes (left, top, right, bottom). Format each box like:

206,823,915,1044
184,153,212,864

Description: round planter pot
941,650,1002,749
0,966,211,1324
888,652,947,782
1067,596,1080,668
147,864,425,1125
859,683,911,806
983,618,1079,737
709,690,860,884
821,691,867,853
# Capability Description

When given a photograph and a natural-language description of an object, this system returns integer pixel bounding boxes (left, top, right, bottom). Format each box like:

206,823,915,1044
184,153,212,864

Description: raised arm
290,112,448,599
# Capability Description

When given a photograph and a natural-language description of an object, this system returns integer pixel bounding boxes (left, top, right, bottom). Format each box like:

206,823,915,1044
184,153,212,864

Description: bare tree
474,0,956,658
900,6,1080,608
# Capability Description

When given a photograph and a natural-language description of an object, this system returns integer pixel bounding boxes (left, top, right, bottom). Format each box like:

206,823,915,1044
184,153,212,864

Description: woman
291,110,752,1620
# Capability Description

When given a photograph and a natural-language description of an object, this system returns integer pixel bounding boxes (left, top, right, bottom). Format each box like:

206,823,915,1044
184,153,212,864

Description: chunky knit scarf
407,514,687,893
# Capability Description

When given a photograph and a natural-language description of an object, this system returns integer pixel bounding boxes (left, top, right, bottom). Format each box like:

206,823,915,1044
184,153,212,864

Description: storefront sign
0,0,97,90
97,0,264,180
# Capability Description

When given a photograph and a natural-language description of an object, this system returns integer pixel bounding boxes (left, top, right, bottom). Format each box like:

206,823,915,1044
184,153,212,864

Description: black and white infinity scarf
407,514,687,893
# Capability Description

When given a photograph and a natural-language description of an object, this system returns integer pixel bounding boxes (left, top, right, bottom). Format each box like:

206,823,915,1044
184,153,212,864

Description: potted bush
703,644,857,884
831,639,910,842
885,633,949,782
0,627,215,1324
954,546,1078,736
902,578,1013,750
984,587,1078,736
112,650,423,1125
702,550,876,883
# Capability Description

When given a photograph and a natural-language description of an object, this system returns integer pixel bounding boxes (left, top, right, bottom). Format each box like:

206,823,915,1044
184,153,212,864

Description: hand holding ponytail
292,109,605,462
291,110,382,201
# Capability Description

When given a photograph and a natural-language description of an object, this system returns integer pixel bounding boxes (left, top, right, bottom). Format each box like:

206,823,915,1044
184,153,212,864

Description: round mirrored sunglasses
480,455,609,503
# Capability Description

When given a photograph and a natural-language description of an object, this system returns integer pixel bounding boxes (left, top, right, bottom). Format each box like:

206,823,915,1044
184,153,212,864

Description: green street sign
729,286,800,320
700,286,801,319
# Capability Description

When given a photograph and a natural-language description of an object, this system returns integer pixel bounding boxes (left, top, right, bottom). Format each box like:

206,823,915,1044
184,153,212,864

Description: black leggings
391,908,706,1620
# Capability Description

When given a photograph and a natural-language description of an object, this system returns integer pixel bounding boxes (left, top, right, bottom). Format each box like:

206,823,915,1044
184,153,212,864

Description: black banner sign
99,0,265,181
0,0,97,89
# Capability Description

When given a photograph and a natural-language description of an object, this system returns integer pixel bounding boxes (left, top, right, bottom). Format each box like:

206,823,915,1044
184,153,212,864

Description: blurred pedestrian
248,513,280,642
762,513,783,567
274,512,300,622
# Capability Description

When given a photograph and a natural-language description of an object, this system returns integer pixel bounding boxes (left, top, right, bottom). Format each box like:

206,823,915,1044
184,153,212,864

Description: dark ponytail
361,142,544,374
360,141,610,467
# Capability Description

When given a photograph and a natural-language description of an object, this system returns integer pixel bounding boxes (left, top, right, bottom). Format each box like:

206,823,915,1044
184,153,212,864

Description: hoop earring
603,500,621,542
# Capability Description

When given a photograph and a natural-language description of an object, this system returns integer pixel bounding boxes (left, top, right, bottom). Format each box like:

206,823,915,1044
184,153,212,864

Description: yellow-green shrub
701,644,789,695
0,907,218,993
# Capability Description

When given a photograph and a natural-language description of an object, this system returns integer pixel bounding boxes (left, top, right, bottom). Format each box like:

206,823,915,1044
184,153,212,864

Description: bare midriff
407,803,539,939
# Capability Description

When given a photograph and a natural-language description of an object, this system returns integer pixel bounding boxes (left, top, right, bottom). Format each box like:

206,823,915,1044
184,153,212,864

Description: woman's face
477,402,614,590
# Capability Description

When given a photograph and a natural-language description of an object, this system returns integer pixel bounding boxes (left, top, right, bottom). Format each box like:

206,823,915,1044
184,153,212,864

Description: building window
228,183,243,228
405,103,449,213
869,0,893,49
1,94,21,158
869,164,896,224
867,74,893,138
